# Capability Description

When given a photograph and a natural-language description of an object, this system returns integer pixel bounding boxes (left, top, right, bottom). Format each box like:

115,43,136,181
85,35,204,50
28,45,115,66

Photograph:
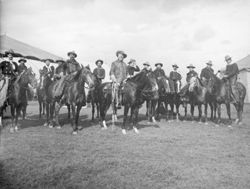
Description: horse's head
188,76,199,92
147,72,158,92
80,66,96,90
21,68,37,88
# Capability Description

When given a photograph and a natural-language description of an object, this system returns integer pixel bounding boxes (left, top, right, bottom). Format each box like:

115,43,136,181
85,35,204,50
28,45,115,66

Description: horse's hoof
49,124,53,128
101,126,107,130
43,123,48,127
10,128,14,133
234,119,239,124
198,121,202,124
238,122,243,125
56,126,62,129
133,127,139,134
122,129,127,135
228,125,232,128
72,131,78,135
204,122,209,125
14,126,18,131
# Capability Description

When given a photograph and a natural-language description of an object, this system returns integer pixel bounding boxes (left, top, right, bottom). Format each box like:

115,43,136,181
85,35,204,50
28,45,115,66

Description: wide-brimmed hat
116,50,127,58
155,63,163,67
128,59,136,64
187,64,195,68
95,59,103,65
206,60,213,66
225,55,232,61
143,62,150,66
67,51,77,58
18,58,27,63
172,64,179,68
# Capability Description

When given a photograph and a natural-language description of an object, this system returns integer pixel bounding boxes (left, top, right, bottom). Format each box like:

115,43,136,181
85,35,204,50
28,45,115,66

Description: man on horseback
66,51,81,74
223,55,239,103
127,59,140,78
180,64,198,96
141,62,152,73
93,59,105,84
153,62,170,93
169,64,182,93
200,60,214,85
110,50,128,109
42,59,55,79
0,50,19,105
18,58,28,73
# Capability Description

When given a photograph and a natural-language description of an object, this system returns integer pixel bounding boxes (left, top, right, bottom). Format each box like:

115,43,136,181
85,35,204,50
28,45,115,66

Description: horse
186,76,212,123
7,68,36,132
90,81,101,121
51,67,96,134
122,71,158,134
0,76,10,127
155,76,181,121
208,73,246,126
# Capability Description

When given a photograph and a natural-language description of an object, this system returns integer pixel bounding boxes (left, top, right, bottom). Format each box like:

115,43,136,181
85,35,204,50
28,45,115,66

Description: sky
1,0,250,77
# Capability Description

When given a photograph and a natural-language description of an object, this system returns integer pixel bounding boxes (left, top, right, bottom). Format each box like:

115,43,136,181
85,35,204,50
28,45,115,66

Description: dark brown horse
122,71,158,134
155,76,181,121
8,68,36,132
51,67,96,134
208,73,246,126
186,76,212,123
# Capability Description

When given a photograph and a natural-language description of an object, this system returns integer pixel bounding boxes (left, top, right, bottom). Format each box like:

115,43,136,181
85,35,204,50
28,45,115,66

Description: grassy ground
0,102,250,189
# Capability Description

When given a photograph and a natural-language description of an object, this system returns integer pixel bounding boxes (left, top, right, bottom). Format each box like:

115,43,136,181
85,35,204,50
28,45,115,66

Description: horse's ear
81,65,83,69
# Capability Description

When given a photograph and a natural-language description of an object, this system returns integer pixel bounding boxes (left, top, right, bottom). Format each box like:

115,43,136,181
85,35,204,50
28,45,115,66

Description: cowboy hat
116,50,127,58
172,64,179,68
155,63,163,67
18,58,27,63
206,60,213,66
95,59,103,65
143,62,150,66
187,64,195,68
67,51,77,58
225,55,232,61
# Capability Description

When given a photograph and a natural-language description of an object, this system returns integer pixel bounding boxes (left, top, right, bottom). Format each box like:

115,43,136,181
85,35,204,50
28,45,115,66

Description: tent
0,35,63,62
0,35,64,78
237,55,250,103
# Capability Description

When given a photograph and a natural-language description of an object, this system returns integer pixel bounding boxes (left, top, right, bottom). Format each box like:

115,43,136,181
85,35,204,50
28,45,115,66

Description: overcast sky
1,0,250,75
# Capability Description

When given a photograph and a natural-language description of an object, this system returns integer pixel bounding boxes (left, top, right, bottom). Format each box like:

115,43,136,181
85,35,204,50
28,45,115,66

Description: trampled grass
0,102,250,189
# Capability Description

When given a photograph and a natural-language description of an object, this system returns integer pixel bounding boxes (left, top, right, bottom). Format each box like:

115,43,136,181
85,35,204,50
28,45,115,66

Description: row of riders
0,50,246,134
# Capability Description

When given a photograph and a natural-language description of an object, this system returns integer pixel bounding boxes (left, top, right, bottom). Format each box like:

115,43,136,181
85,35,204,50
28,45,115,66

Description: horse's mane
127,71,148,83
72,68,83,81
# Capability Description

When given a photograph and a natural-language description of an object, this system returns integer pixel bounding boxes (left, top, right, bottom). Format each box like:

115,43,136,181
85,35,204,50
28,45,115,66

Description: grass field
1,101,250,189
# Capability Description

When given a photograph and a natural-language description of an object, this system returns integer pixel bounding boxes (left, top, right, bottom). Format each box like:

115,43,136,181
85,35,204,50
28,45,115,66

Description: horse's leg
22,104,27,120
39,101,42,119
10,105,15,133
198,104,202,124
175,103,180,121
204,103,208,125
54,102,63,129
42,102,46,115
191,104,195,122
170,103,174,121
75,105,82,130
91,101,95,121
15,105,22,131
239,102,244,125
151,100,157,123
226,103,232,127
44,101,50,127
49,102,55,128
96,102,100,119
217,103,221,126
122,105,129,135
233,103,241,124
133,106,139,134
100,101,110,129
71,104,77,135
67,104,71,119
